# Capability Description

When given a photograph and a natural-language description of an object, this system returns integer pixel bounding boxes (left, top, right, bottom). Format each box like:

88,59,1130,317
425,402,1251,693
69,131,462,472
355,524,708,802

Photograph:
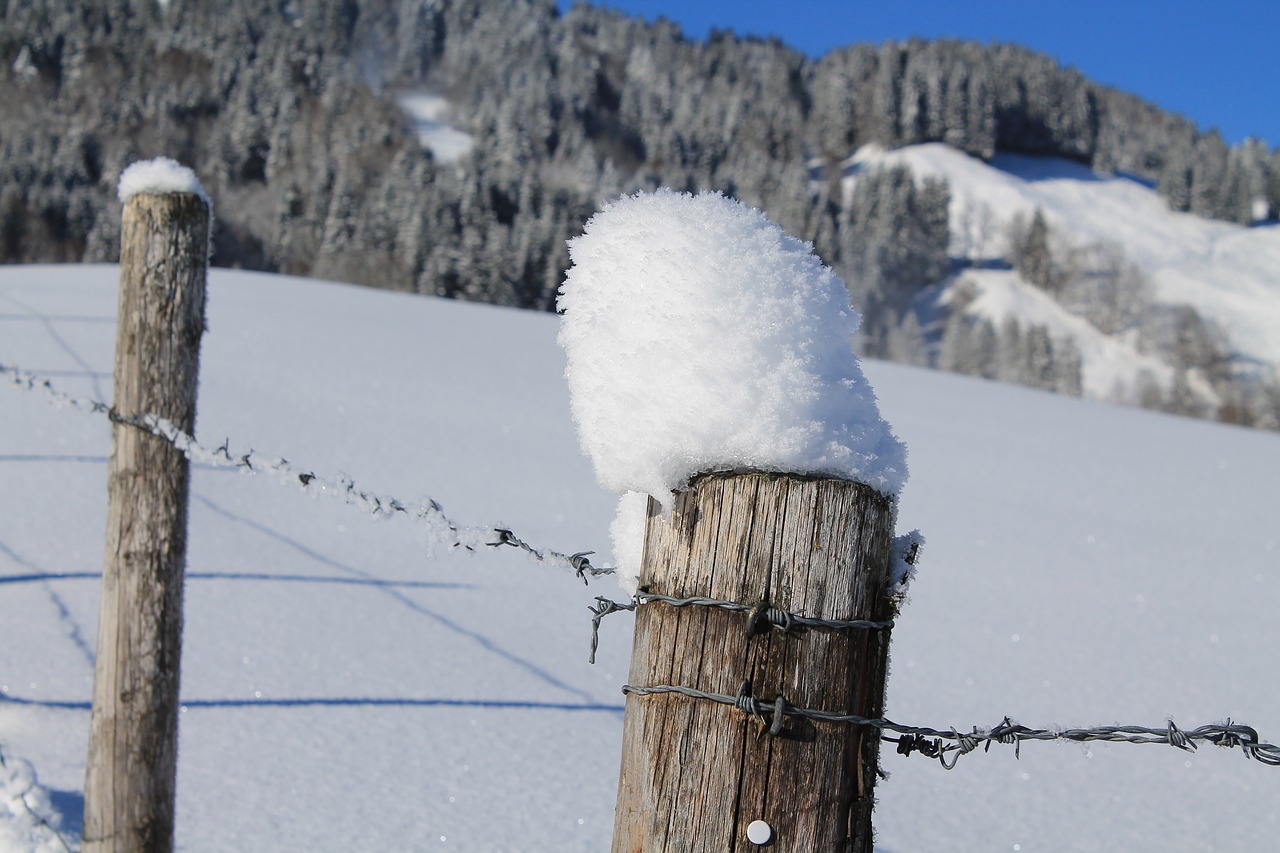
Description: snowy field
2,264,1279,851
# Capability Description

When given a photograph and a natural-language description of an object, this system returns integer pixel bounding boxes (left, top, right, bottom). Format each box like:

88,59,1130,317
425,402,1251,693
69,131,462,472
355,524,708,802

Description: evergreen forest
3,0,1277,425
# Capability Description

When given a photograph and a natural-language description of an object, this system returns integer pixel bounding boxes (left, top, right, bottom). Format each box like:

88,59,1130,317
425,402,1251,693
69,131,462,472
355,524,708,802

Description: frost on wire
557,189,907,592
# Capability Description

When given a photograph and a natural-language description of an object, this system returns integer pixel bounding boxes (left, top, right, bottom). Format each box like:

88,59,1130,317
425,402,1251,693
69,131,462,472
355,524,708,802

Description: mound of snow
559,189,909,594
0,749,73,853
558,188,907,503
117,157,209,204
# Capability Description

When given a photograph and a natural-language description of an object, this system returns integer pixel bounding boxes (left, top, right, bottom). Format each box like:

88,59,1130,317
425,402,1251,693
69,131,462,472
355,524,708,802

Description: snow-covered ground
3,265,1279,851
850,143,1280,390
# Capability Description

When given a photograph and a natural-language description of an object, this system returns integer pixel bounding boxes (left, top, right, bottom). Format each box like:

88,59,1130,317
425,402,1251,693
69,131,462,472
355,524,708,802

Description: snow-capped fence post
613,473,896,852
83,161,210,853
557,189,913,852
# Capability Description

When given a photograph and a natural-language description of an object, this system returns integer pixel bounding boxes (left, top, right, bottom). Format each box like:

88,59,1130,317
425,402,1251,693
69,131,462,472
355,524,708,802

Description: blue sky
559,0,1279,148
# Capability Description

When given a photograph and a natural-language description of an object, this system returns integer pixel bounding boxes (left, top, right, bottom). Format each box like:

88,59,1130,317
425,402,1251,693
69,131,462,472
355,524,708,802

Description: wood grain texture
612,472,895,853
83,193,209,853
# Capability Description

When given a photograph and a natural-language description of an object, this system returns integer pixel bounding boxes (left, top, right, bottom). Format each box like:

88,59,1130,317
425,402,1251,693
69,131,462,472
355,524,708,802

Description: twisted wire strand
3,361,614,582
585,590,893,663
634,591,894,633
621,683,1280,769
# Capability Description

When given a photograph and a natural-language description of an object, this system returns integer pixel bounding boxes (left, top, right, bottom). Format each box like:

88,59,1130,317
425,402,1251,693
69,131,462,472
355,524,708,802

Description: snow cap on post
557,188,907,506
117,157,209,206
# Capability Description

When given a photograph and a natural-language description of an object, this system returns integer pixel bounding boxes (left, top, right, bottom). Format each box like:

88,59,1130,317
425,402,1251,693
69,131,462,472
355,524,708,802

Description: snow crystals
117,157,209,205
558,188,907,500
557,189,907,588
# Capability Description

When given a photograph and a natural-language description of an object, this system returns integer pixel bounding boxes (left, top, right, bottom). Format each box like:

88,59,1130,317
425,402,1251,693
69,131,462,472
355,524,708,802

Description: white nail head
746,819,773,845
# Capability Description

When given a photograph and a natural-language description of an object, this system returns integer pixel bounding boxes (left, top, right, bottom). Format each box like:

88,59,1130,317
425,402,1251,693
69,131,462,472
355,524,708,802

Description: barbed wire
13,362,1280,775
587,591,894,664
2,361,614,583
584,542,919,663
621,680,1280,769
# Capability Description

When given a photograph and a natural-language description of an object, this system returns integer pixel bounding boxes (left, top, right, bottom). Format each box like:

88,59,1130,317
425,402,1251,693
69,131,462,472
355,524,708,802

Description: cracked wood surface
613,472,895,852
83,192,208,853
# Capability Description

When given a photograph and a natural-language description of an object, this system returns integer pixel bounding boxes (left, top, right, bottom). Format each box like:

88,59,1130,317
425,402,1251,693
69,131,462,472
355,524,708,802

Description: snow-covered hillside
3,266,1279,852
850,143,1280,411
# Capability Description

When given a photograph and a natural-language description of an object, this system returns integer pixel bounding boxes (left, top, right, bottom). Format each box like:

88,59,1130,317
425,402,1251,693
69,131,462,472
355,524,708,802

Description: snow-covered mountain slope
938,267,1173,400
852,143,1280,399
3,266,1279,852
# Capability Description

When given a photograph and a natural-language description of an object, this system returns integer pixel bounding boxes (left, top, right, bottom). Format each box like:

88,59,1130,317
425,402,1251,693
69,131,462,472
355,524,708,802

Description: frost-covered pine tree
1011,207,1062,294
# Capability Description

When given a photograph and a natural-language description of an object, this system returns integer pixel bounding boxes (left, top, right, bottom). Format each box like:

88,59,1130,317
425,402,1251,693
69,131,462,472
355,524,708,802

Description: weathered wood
83,192,209,853
612,472,895,853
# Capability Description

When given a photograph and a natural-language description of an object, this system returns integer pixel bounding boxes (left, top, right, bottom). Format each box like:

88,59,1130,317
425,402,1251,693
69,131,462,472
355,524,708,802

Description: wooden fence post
612,471,896,853
83,190,209,853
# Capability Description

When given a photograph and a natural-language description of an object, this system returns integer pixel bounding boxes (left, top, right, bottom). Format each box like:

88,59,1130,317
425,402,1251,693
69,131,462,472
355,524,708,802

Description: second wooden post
83,186,209,853
612,471,896,853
